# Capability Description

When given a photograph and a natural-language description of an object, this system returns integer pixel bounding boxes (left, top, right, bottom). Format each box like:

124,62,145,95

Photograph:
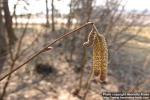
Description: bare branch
0,22,94,82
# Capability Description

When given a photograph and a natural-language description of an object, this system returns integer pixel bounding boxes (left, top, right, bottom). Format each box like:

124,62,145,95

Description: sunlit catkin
93,33,108,82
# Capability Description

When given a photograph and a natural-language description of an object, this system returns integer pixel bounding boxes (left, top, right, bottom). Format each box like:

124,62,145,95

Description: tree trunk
0,0,7,73
51,0,55,31
67,0,73,28
45,0,49,27
3,0,17,45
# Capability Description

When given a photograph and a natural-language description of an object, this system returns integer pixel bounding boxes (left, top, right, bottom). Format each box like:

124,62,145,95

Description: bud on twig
43,46,53,52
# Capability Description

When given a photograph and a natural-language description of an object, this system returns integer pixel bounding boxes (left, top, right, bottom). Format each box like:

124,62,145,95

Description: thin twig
79,47,87,90
0,13,31,100
15,14,31,59
0,62,15,99
0,22,94,82
83,62,94,100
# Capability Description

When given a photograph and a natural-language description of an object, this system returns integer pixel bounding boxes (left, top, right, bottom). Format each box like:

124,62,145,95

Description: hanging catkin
93,33,108,82
83,30,95,47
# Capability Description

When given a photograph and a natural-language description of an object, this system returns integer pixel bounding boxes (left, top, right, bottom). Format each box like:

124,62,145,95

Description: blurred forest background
0,0,150,100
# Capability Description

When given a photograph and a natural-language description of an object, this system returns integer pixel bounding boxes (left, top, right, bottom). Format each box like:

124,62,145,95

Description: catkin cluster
83,30,108,82
93,33,108,81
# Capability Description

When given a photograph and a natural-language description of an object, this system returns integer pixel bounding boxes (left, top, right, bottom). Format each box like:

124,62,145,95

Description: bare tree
0,0,7,73
88,1,144,62
67,0,73,28
51,0,55,31
45,0,49,27
3,0,17,45
0,13,31,100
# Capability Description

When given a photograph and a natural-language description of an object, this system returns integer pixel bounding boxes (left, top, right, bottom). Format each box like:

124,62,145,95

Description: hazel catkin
93,33,108,82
